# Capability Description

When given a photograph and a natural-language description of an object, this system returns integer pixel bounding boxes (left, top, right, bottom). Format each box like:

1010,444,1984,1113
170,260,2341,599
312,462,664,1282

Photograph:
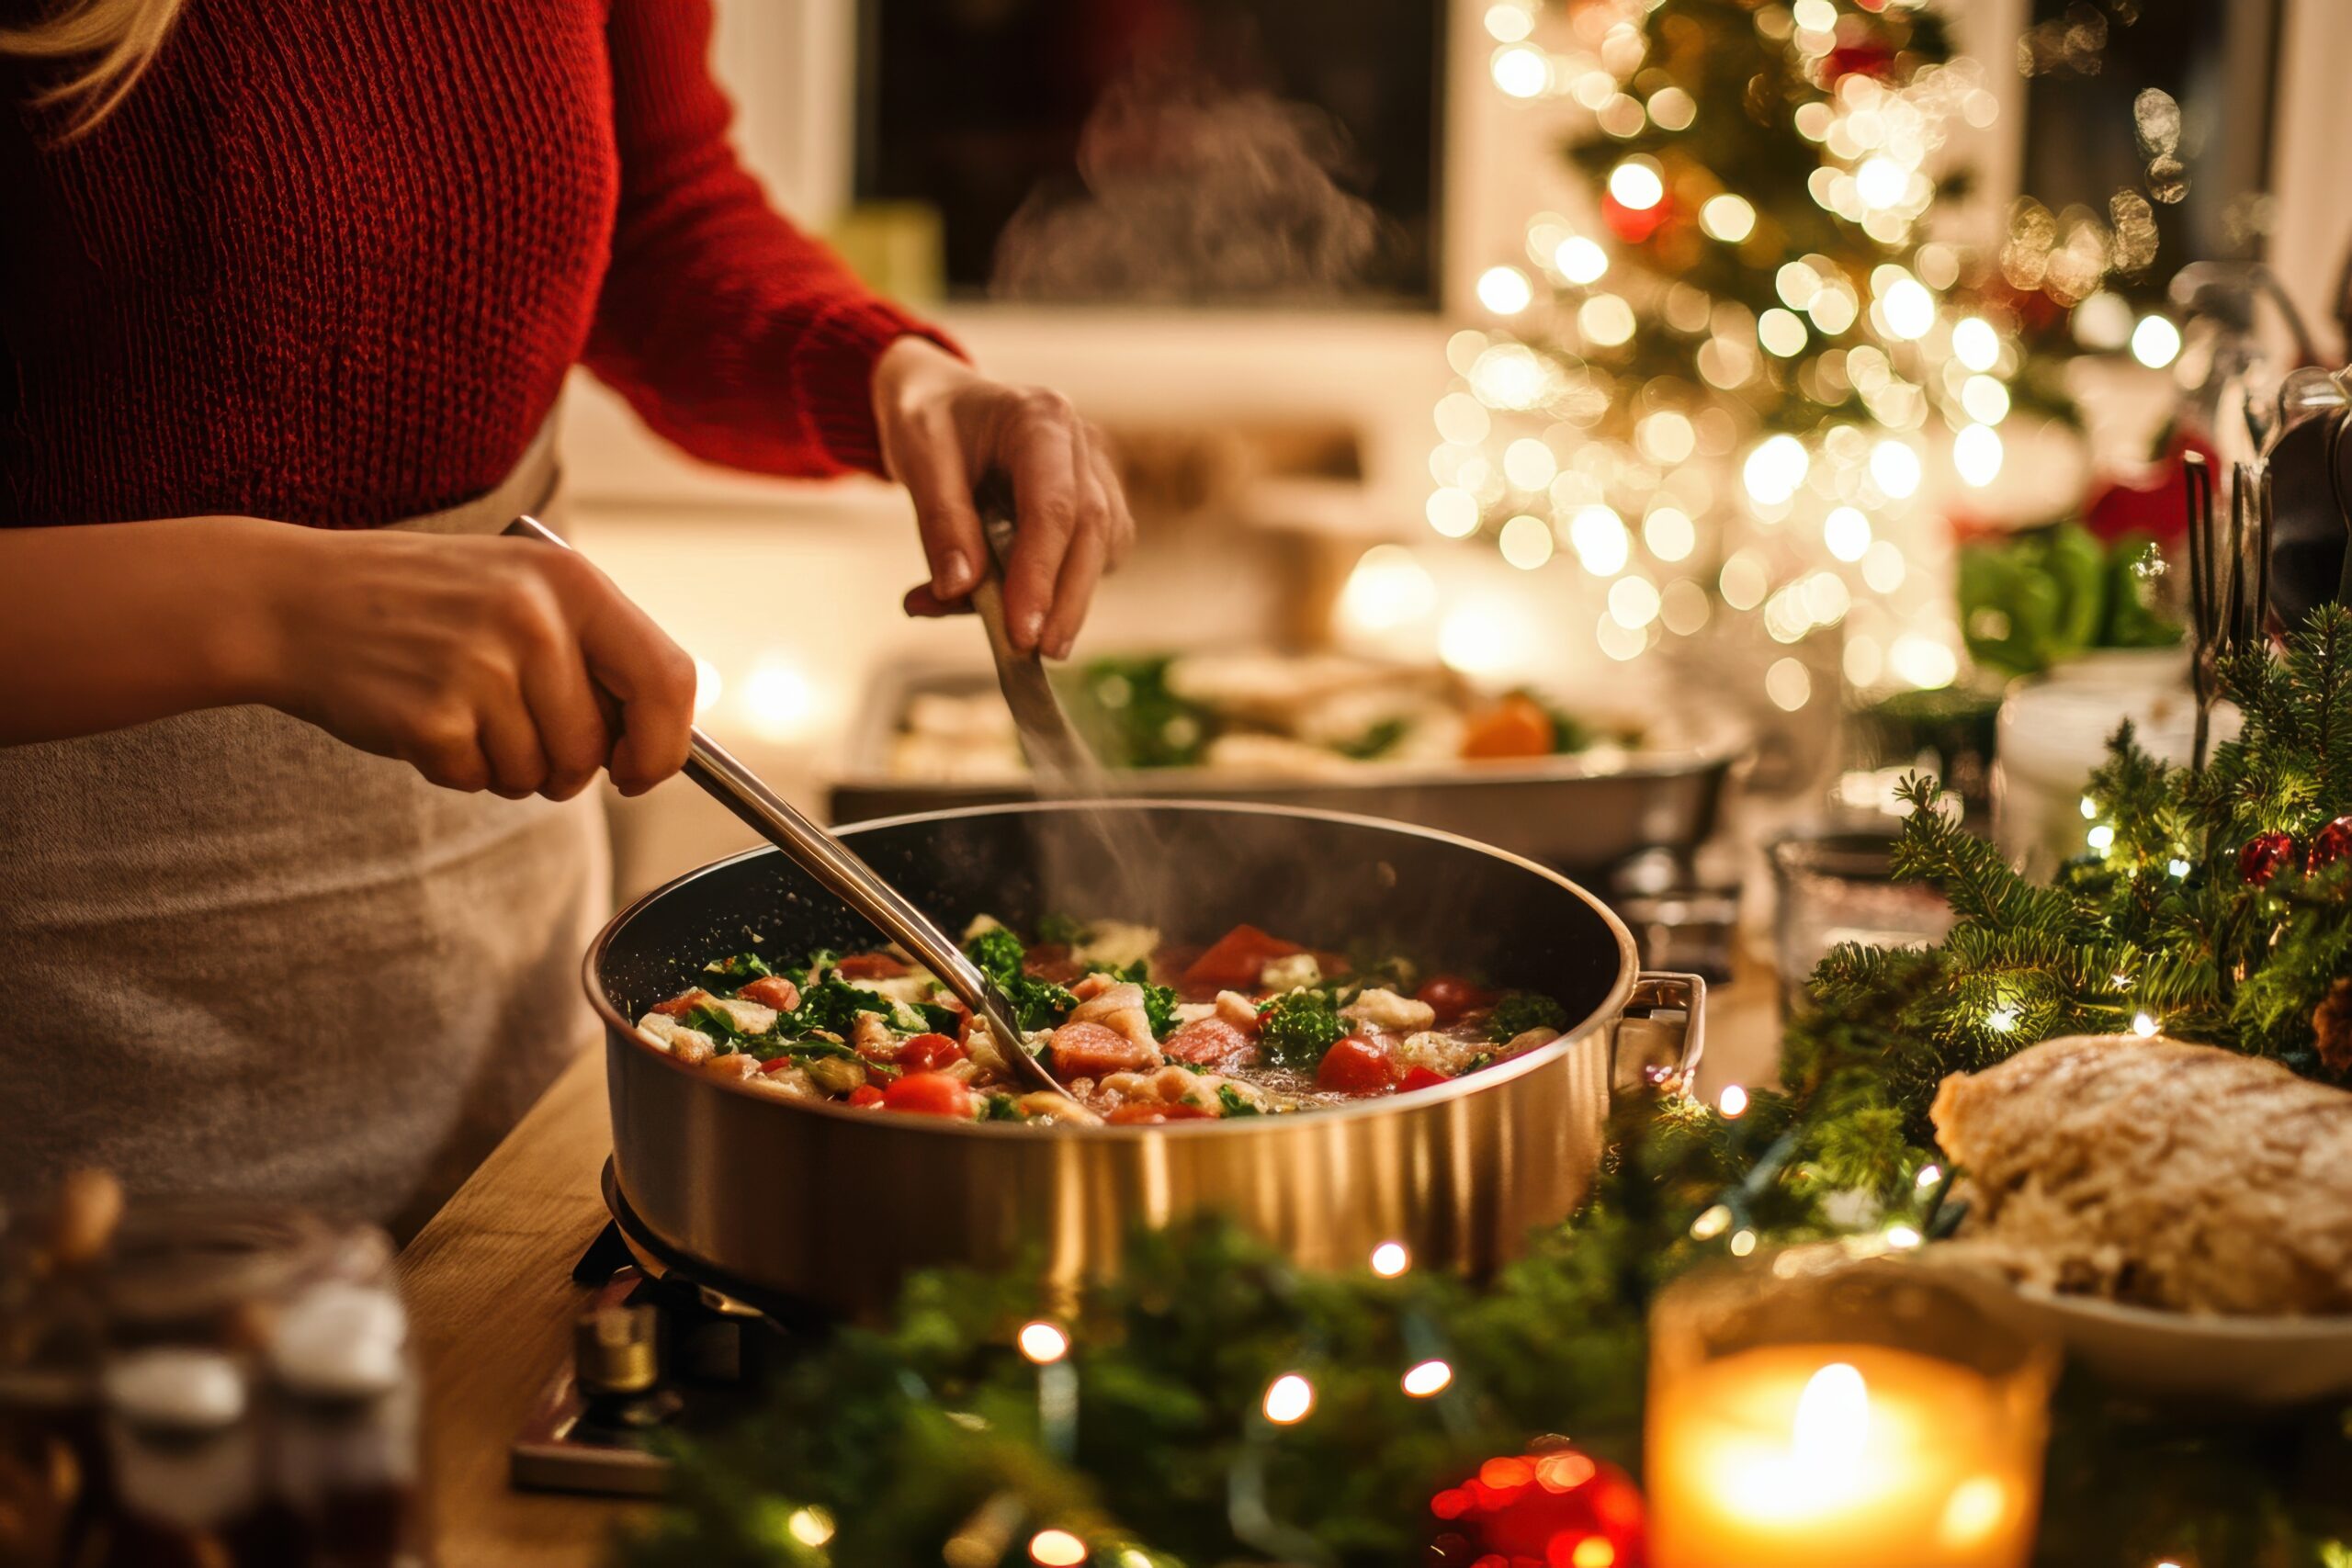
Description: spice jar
269,1280,424,1568
96,1347,279,1568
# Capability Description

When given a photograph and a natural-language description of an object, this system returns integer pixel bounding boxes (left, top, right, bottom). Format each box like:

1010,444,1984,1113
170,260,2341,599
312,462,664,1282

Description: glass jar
96,1347,277,1568
1768,829,1952,1012
268,1280,425,1568
2,1178,404,1568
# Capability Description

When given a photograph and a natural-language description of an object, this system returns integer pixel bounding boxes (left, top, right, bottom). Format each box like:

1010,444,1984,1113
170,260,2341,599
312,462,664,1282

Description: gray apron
0,419,608,1238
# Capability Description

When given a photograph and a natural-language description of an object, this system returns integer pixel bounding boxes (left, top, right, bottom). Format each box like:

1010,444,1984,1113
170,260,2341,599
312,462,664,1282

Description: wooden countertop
396,1049,643,1568
395,950,1780,1567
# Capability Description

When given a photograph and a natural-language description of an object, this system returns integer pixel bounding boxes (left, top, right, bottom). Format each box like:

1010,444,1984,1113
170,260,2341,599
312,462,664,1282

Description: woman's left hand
871,336,1135,660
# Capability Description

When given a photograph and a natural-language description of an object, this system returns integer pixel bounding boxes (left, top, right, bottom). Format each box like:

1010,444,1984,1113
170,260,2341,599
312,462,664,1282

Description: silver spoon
503,513,1072,1105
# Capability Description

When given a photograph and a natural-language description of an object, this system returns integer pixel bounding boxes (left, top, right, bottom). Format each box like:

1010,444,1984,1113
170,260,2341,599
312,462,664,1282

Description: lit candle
1648,1341,2043,1568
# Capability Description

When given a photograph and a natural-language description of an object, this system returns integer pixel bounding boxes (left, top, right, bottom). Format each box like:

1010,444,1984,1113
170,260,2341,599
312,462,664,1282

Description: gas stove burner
508,1193,825,1498
594,1158,833,1332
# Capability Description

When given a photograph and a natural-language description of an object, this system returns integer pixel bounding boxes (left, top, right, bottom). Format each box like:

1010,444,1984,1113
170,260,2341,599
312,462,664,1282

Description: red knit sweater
0,0,949,528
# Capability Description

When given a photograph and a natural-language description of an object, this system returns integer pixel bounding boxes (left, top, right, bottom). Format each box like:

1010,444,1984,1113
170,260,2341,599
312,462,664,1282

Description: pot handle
1612,971,1706,1093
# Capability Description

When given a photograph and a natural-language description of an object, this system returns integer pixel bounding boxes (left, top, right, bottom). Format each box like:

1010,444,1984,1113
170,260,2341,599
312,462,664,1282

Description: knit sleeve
583,0,959,479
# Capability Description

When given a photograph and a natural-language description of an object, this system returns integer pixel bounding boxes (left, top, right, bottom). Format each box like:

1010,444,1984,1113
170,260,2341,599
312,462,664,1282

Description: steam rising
990,68,1386,923
990,73,1384,304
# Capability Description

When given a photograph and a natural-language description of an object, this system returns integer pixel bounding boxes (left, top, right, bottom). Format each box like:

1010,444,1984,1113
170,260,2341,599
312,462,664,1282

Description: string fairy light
1029,1529,1090,1566
1018,1320,1071,1364
1261,1374,1316,1426
1402,1359,1454,1397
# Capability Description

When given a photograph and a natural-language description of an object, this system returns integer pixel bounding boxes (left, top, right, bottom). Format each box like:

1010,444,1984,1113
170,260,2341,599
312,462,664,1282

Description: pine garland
618,614,2352,1567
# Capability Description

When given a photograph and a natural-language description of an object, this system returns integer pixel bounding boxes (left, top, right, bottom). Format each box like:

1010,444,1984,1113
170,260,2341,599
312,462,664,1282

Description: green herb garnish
1216,1085,1263,1117
1257,990,1346,1069
702,951,774,984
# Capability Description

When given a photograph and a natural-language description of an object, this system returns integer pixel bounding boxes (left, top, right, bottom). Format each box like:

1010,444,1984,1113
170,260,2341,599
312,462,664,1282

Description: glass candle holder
1647,1248,2057,1568
1769,829,1953,1012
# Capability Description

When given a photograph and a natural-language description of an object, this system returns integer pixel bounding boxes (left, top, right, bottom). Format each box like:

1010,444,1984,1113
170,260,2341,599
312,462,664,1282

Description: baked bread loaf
1929,1033,2352,1315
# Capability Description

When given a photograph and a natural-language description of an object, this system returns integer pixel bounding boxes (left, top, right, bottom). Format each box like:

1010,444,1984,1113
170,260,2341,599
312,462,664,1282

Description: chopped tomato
836,953,909,980
880,1071,973,1118
736,976,801,1011
759,1056,799,1076
1163,1017,1256,1068
1460,694,1555,761
1397,1065,1452,1093
1182,924,1304,992
1317,1035,1398,1095
845,1084,886,1108
649,987,718,1019
1048,1021,1159,1079
1416,975,1497,1024
1105,1101,1216,1125
899,1032,967,1073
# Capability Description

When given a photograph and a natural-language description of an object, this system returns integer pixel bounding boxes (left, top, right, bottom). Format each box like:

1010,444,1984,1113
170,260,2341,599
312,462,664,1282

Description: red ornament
1600,193,1669,245
2240,831,2297,886
1428,1447,1647,1568
2309,817,2352,874
1824,39,1894,82
2082,429,2216,547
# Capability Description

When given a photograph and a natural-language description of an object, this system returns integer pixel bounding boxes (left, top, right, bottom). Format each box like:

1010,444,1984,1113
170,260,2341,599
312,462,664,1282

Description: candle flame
1792,1361,1870,1472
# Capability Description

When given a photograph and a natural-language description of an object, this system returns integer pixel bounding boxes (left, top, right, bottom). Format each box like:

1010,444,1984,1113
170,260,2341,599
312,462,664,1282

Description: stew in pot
631,916,1573,1125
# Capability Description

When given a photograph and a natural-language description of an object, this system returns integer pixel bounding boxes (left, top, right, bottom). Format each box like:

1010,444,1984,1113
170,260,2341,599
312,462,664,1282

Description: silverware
502,513,1071,1103
967,472,1099,788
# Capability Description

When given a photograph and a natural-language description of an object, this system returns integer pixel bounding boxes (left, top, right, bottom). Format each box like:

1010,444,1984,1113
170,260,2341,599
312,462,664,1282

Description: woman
0,0,1133,1235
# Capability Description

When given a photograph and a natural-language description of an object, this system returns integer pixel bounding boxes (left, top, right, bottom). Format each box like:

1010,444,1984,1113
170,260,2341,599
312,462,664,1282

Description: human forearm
0,516,289,746
585,0,958,479
0,516,698,798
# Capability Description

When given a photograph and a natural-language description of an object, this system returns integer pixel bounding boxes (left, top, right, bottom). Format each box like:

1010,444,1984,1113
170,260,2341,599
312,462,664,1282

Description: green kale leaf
701,951,773,985
1257,989,1346,1069
964,927,1027,989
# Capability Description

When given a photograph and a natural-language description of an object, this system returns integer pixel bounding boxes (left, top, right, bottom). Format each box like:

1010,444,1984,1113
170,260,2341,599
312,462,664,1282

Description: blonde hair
0,0,185,137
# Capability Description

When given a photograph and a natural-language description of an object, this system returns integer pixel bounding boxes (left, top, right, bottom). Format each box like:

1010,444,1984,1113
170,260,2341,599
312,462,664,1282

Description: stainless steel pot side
585,802,1703,1318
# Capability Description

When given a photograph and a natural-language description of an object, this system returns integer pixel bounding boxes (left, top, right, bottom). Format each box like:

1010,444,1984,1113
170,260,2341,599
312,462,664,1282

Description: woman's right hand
249,524,697,799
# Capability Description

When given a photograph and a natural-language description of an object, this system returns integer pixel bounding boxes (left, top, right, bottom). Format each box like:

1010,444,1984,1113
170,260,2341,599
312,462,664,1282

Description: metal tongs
503,513,1073,1104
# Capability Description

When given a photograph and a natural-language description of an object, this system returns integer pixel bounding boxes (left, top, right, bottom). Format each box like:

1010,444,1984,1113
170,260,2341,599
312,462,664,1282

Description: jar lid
270,1282,408,1398
102,1347,245,1430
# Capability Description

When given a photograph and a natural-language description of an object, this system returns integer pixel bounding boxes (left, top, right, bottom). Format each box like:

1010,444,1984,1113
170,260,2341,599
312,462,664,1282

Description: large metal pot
586,802,1702,1318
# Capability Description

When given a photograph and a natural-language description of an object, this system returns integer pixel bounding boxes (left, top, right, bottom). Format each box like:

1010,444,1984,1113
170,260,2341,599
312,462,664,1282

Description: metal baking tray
826,662,1751,878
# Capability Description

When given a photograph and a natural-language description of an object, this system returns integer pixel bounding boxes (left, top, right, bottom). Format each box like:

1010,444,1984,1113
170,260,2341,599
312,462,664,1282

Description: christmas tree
1435,0,2150,695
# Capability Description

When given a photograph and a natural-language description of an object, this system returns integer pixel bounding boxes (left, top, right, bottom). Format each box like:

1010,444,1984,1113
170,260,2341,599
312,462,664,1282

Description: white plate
1925,1258,2352,1405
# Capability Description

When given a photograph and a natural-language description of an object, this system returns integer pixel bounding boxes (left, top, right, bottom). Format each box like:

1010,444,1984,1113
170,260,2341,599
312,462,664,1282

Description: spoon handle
502,513,1068,1101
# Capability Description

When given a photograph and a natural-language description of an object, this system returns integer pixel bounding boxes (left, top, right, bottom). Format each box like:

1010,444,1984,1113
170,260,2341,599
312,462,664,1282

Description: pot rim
582,797,1641,1140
